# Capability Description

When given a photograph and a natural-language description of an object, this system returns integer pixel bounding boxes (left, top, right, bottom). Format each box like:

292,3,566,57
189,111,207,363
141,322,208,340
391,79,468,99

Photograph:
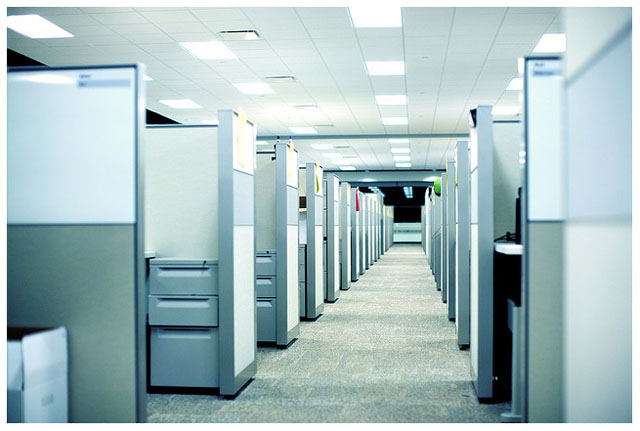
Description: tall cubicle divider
358,190,366,276
254,141,300,347
340,183,352,290
385,206,394,252
456,141,471,348
433,187,442,291
145,109,258,397
469,105,494,401
298,163,325,319
325,174,340,302
350,187,360,282
440,172,448,301
446,160,457,320
7,65,147,422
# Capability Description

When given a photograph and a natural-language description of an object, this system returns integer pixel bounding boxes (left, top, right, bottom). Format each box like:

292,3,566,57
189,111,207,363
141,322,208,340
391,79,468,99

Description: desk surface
494,243,523,255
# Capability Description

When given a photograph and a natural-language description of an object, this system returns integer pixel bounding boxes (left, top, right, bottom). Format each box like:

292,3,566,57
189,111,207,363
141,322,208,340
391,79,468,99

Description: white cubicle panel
145,126,219,258
7,65,146,422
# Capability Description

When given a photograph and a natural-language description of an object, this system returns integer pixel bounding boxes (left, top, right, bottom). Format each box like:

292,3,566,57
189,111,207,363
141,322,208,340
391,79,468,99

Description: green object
434,178,441,196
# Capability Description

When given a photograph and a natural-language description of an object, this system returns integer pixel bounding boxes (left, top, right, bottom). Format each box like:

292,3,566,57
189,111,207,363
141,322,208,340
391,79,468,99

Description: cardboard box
7,327,68,423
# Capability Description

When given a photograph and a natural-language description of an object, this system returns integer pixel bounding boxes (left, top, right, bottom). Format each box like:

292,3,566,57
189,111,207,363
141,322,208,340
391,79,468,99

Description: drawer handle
157,298,211,308
157,328,212,339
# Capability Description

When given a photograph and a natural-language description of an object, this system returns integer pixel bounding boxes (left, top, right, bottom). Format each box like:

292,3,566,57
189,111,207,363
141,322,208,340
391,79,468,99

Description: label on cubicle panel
526,58,564,221
314,164,323,196
287,146,298,188
8,67,137,224
233,109,255,175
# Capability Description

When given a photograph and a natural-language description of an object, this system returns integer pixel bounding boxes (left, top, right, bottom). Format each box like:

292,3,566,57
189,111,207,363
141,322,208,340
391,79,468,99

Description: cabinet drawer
256,253,276,276
149,296,218,327
150,327,219,388
257,299,276,342
149,262,218,295
255,277,276,298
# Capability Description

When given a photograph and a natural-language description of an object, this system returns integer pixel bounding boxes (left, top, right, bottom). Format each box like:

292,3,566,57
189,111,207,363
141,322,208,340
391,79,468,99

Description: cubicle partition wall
7,65,147,422
298,164,325,319
521,56,565,422
446,160,457,320
440,172,448,303
384,205,394,252
325,174,340,302
469,105,495,401
433,191,442,290
456,141,471,348
350,187,360,281
363,194,370,270
254,142,300,347
425,194,430,261
358,190,365,276
340,183,352,290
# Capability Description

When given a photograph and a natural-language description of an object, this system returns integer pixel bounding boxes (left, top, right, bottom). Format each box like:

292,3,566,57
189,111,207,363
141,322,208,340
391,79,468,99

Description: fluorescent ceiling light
388,138,410,144
256,140,269,146
492,106,521,116
290,126,317,135
331,159,352,166
425,176,439,182
376,95,407,105
506,77,523,91
21,74,74,84
143,74,153,81
393,155,411,161
233,82,274,95
533,33,566,53
311,143,333,150
518,57,525,74
180,41,236,59
7,15,74,39
366,61,405,76
201,119,218,125
160,99,202,109
340,166,357,171
362,178,375,182
323,152,341,158
349,6,402,28
382,117,408,126
395,163,412,168
390,147,410,153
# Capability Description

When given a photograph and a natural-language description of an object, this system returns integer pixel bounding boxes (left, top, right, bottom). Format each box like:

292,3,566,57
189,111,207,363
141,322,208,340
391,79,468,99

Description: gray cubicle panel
217,109,258,395
441,173,448,303
433,191,442,290
350,187,360,281
363,194,370,270
425,193,430,261
358,191,366,275
421,205,426,254
522,56,564,422
254,143,300,347
381,199,386,255
469,105,494,401
325,174,340,302
340,183,352,290
446,160,457,320
7,65,146,422
456,141,471,348
386,206,394,251
304,163,325,319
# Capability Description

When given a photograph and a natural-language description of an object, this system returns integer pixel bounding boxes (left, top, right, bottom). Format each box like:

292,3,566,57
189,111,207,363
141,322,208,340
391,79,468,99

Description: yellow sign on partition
287,143,298,187
314,163,322,195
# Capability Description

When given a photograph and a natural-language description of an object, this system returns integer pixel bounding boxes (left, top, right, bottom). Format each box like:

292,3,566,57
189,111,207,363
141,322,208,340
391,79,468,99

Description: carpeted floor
147,243,509,422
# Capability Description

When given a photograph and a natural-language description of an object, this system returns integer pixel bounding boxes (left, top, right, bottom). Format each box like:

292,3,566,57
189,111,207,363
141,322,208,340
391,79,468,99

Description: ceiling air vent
264,75,296,83
313,124,335,128
218,29,261,40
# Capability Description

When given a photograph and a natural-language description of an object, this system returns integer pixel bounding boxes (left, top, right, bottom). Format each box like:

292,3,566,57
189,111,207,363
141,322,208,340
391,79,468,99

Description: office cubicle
298,164,324,320
340,183,352,290
358,190,365,275
7,65,147,422
350,187,360,282
456,141,471,349
254,142,300,347
325,174,340,302
446,160,457,320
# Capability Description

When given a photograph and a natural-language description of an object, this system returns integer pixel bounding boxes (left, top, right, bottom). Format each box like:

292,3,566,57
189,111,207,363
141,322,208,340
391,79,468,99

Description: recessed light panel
311,144,333,150
340,166,357,171
233,82,274,95
395,163,411,168
376,95,407,105
366,61,405,76
290,127,317,135
7,15,74,39
533,33,566,53
160,99,202,109
349,6,402,28
390,147,410,153
506,78,523,91
393,155,411,161
388,138,410,144
382,117,408,126
180,41,237,59
143,74,153,81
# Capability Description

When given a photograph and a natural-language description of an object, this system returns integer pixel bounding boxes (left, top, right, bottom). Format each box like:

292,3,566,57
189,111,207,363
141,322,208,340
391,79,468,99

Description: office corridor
147,244,508,422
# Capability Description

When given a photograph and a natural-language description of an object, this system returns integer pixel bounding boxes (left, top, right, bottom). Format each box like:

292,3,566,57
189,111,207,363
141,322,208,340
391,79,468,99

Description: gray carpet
147,243,509,422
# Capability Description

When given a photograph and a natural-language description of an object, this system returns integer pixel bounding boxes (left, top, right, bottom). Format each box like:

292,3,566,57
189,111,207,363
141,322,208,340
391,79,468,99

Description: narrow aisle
148,244,508,422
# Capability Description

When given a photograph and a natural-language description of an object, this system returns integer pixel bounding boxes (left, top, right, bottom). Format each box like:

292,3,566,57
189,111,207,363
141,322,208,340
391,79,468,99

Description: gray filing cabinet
255,251,277,343
148,258,220,388
298,245,306,317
